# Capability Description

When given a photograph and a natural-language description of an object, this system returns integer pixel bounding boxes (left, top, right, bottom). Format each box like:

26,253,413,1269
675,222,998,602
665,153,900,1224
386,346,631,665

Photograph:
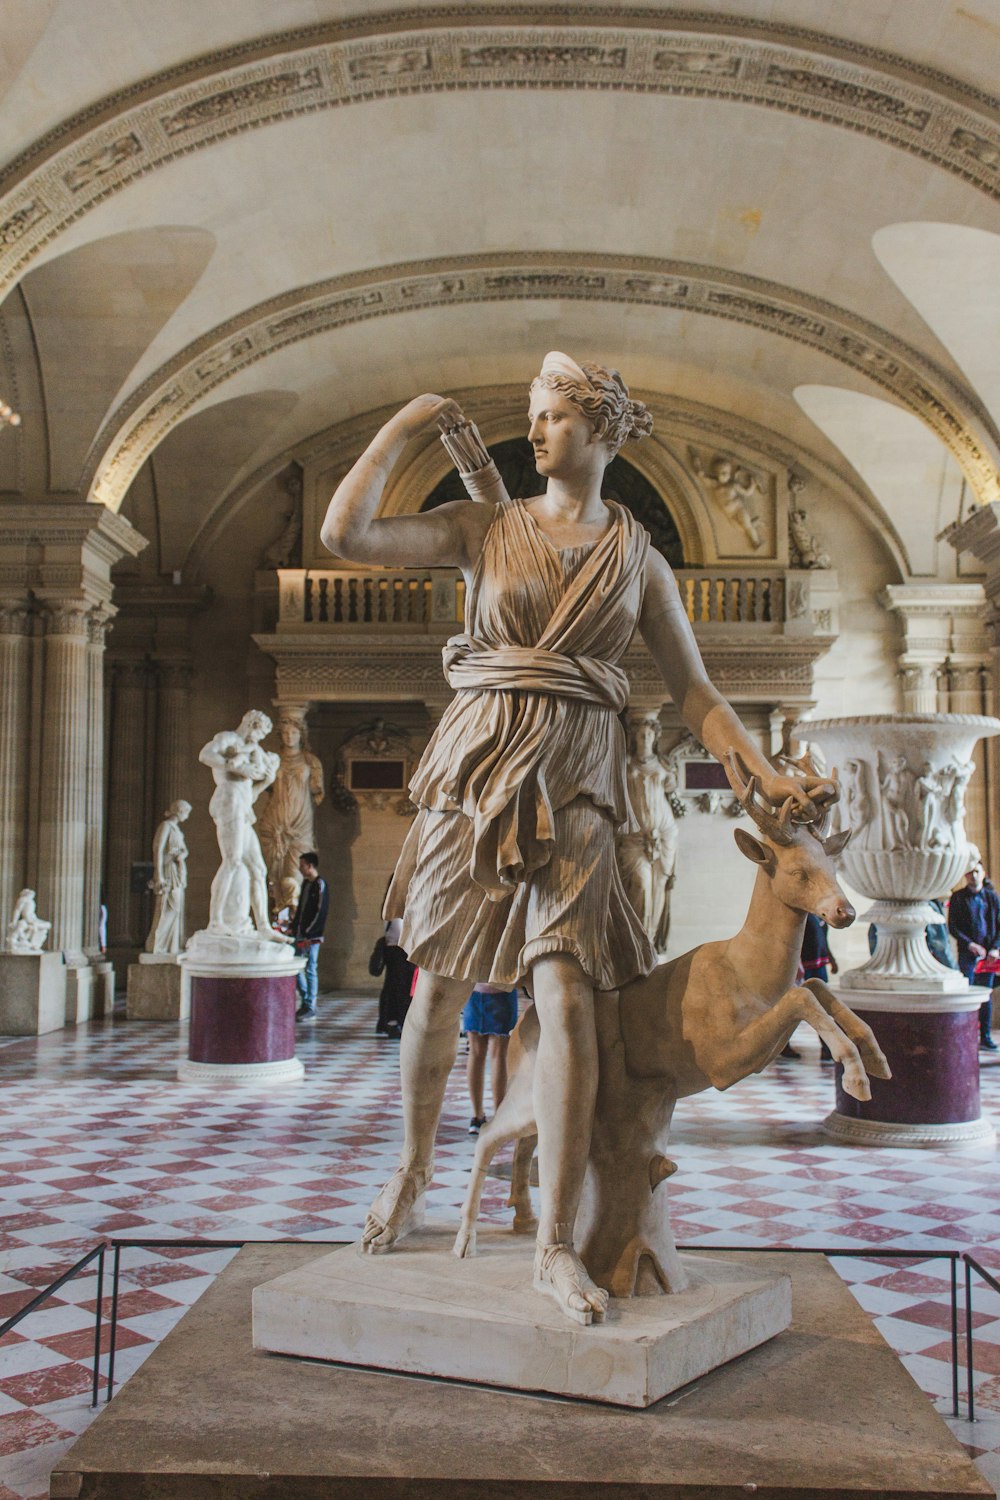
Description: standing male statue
145,799,191,954
257,707,325,910
616,712,679,955
198,710,287,942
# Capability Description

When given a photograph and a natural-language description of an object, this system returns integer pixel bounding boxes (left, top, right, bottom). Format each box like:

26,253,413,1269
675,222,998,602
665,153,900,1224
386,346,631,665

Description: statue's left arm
638,551,833,814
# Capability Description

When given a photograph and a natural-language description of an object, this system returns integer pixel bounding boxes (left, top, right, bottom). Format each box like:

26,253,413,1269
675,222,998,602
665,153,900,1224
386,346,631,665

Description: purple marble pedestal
178,947,304,1086
824,986,994,1147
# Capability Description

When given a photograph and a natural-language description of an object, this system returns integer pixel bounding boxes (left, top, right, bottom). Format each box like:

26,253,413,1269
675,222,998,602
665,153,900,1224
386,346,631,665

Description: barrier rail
7,1236,994,1424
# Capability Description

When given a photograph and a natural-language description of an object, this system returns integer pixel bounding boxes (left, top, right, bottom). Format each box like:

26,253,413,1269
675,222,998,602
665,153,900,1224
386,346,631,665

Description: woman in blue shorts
462,982,519,1134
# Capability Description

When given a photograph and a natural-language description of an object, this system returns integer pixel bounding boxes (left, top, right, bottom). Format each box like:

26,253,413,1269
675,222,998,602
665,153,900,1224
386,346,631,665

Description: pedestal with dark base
824,987,993,1147
178,938,303,1085
49,1243,991,1499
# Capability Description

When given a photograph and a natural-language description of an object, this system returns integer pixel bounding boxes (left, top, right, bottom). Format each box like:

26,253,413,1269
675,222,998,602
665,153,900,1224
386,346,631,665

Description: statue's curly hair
530,360,653,456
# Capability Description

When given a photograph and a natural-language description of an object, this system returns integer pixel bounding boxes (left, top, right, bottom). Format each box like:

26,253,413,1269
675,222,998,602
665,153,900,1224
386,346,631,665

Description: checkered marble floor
1,995,999,1499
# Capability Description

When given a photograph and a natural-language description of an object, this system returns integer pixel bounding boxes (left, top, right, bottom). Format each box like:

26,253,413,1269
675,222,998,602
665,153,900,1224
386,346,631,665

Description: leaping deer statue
454,750,891,1302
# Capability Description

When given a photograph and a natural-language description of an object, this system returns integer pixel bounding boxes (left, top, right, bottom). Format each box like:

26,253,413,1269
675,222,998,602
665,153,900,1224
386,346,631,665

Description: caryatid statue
257,707,325,909
145,800,192,955
616,712,679,954
198,710,287,942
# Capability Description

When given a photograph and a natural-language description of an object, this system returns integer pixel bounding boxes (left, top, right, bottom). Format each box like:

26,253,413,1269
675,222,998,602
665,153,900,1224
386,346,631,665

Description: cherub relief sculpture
455,755,889,1300
689,447,765,550
616,711,679,955
4,890,51,954
257,707,325,909
199,710,288,942
145,800,191,954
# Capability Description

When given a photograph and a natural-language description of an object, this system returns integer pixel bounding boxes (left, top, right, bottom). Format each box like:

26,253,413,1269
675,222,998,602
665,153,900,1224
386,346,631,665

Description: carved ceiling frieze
81,252,1000,514
2,10,1000,297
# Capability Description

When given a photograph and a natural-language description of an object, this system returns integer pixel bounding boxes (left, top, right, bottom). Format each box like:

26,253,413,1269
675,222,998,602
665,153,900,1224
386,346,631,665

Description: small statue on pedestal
198,711,289,944
145,800,192,954
257,707,325,910
5,890,51,954
616,712,679,955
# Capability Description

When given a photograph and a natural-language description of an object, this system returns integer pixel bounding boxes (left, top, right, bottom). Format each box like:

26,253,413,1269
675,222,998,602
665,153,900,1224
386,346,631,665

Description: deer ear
734,828,772,865
823,828,851,857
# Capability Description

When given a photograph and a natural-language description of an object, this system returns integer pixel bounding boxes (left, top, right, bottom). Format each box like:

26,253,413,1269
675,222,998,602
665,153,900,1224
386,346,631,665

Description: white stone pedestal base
177,1057,304,1085
253,1225,791,1409
0,952,66,1035
127,955,190,1021
823,1112,996,1148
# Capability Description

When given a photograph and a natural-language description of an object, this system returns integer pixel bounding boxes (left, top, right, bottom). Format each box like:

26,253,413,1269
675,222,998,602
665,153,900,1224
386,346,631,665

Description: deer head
725,750,855,929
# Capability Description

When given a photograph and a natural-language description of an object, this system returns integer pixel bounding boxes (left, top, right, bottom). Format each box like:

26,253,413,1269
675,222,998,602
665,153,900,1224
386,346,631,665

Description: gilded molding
3,12,1000,295
81,253,1000,513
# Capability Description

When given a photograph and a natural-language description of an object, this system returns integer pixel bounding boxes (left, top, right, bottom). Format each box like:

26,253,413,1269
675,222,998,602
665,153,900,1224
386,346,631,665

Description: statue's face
713,459,733,483
527,387,601,478
281,720,302,750
635,722,656,758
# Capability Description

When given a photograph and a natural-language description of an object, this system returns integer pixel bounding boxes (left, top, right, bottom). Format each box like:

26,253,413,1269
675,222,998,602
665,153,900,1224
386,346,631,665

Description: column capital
42,601,91,638
86,602,116,647
0,599,32,635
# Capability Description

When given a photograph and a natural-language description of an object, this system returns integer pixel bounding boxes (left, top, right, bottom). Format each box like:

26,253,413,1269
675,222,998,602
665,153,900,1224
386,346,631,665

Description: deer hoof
452,1226,476,1259
843,1069,872,1103
512,1210,538,1235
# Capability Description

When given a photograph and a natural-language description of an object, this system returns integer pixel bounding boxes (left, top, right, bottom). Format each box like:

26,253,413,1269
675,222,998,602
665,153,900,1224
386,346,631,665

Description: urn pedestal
178,933,304,1085
824,987,992,1147
798,713,1000,1148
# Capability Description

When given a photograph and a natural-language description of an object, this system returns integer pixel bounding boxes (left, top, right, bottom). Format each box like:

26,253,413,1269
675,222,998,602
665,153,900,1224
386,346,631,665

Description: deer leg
509,1134,538,1233
710,987,873,1101
804,978,892,1080
454,1067,537,1260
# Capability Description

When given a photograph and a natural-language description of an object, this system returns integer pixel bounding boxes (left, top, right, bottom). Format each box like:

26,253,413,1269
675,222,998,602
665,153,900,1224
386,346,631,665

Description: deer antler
724,750,796,846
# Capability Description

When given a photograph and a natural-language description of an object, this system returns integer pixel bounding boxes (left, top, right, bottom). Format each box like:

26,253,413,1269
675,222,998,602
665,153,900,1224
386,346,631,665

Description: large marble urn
797,713,1000,1147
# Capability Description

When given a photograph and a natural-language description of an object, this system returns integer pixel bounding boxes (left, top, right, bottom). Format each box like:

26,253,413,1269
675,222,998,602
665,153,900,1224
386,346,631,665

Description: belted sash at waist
442,634,628,713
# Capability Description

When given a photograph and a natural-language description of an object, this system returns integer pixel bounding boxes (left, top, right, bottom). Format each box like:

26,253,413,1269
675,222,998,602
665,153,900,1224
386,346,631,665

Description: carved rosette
798,713,1000,991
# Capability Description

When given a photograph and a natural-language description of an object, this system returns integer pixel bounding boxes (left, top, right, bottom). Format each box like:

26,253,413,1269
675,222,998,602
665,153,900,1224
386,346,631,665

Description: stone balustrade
277,567,796,632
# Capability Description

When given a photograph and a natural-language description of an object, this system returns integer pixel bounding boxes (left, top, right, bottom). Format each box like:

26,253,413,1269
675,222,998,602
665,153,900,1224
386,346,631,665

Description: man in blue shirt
948,859,1000,1051
291,852,329,1020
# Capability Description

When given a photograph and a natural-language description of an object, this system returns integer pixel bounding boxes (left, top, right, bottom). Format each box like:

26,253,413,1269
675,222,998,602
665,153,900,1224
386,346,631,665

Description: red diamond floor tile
0,1000,998,1497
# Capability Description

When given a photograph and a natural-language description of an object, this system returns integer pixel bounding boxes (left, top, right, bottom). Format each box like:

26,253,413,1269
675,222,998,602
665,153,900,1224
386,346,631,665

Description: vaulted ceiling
1,1,999,579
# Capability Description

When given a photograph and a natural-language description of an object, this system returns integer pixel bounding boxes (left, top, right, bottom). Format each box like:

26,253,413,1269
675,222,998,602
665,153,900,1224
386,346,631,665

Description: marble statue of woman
198,710,287,942
145,800,192,954
321,351,832,1327
257,709,325,909
5,889,51,954
616,712,679,955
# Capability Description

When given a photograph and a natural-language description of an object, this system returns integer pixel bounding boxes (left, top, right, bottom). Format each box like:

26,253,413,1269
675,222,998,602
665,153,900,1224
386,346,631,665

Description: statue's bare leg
247,839,285,941
208,821,243,929
530,954,608,1326
361,970,469,1253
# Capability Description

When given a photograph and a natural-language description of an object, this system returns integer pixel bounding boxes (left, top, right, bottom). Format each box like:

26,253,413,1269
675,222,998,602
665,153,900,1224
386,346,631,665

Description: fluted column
105,660,149,961
83,606,114,955
899,663,941,714
0,600,33,931
155,661,192,815
37,603,92,962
